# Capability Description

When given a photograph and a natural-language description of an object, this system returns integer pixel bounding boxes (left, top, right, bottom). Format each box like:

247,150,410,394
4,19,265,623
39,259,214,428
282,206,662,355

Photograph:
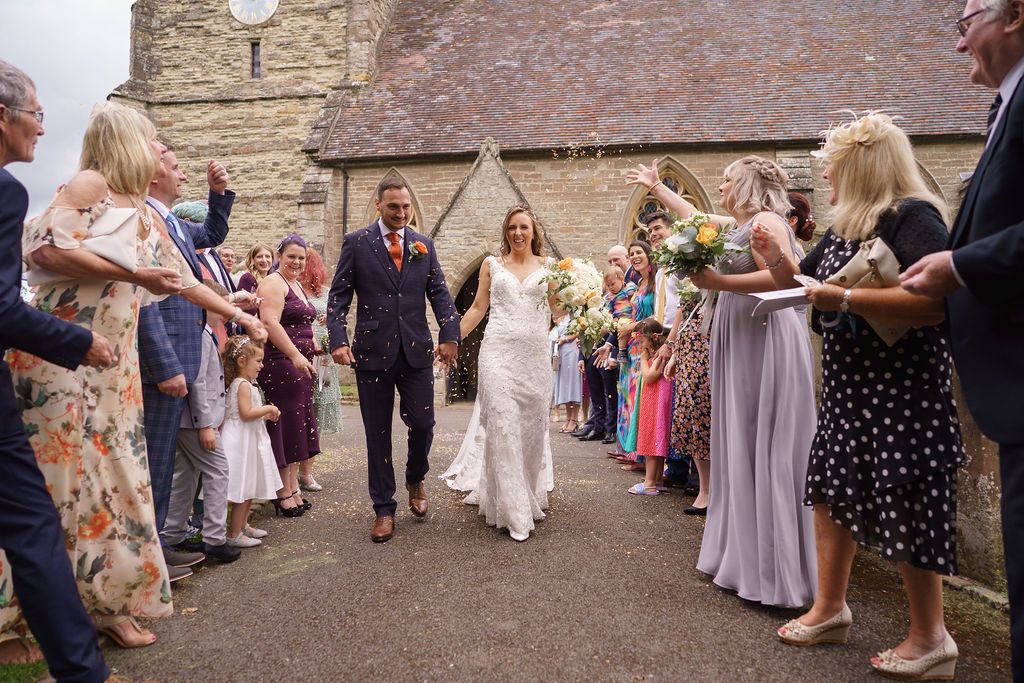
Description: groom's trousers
355,345,434,517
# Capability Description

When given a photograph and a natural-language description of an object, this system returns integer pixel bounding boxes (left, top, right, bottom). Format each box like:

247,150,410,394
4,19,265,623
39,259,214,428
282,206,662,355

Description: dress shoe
371,515,394,543
172,537,204,553
602,435,616,445
580,431,605,441
683,504,708,516
202,541,241,563
167,565,193,583
406,481,428,518
162,546,205,568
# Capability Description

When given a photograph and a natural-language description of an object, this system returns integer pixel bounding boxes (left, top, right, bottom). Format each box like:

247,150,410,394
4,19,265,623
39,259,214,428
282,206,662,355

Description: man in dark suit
140,147,235,576
328,177,460,543
0,59,113,682
902,1,1024,677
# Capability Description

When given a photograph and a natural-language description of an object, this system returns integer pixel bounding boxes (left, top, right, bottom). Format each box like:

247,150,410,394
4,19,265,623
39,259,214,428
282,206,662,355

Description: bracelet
766,252,786,270
228,306,243,324
649,180,665,193
840,289,853,313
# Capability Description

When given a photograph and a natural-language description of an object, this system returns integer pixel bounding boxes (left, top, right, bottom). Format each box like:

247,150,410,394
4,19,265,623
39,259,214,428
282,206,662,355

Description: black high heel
271,497,304,518
293,490,312,511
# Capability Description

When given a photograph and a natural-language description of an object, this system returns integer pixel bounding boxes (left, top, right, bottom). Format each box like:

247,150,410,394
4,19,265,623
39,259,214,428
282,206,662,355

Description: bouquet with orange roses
652,212,744,278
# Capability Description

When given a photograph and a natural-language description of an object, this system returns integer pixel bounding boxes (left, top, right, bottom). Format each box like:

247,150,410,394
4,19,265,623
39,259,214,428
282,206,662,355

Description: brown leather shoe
370,515,394,543
406,481,428,518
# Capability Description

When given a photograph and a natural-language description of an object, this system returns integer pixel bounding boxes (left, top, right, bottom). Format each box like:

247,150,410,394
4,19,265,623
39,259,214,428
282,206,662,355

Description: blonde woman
238,242,273,293
0,102,265,648
752,113,963,680
627,156,818,608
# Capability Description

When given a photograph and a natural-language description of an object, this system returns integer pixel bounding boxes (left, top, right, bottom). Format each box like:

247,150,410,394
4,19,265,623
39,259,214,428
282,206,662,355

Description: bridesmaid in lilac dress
257,235,320,517
628,155,817,608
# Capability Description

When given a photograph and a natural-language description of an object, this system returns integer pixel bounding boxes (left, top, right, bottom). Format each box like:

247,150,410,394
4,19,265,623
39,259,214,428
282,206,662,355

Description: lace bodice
482,255,551,345
226,378,261,421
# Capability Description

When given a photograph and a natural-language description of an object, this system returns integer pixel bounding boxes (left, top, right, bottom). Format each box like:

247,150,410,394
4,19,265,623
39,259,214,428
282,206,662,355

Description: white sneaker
243,525,268,539
227,534,261,548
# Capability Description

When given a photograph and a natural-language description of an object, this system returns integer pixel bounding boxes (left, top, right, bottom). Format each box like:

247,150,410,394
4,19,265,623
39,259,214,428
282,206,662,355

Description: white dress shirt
987,55,1024,148
378,218,406,247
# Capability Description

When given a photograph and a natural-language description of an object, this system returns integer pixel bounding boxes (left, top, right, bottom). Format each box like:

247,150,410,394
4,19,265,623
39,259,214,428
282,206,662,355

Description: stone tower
109,0,397,251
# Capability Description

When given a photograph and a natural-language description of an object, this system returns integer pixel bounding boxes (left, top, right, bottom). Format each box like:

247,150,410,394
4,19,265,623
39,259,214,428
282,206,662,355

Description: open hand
198,427,218,451
290,354,315,377
208,160,229,194
626,158,661,189
900,251,960,298
750,223,782,264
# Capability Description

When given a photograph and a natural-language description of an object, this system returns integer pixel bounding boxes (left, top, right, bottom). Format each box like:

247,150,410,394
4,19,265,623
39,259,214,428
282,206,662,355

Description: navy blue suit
0,169,107,682
948,76,1024,681
327,223,460,516
139,191,234,534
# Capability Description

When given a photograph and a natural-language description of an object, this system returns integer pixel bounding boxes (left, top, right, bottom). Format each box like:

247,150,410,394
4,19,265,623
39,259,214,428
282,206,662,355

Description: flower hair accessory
813,111,898,161
408,240,429,261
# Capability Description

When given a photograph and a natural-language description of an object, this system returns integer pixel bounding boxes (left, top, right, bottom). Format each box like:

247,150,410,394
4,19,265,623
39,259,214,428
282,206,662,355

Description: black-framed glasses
957,7,988,37
8,107,44,124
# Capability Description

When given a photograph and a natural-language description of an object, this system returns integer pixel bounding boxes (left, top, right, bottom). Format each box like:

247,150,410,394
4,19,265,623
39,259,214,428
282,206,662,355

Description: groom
328,177,460,543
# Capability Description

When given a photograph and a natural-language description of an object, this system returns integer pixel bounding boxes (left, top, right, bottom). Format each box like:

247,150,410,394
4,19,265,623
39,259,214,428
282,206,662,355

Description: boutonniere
408,240,429,261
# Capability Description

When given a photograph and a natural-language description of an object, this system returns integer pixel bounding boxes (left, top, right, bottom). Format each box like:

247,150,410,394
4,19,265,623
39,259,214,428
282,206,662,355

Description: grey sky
2,0,134,215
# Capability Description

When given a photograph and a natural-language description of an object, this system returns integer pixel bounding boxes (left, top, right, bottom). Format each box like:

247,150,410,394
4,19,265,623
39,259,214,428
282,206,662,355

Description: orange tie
386,232,403,272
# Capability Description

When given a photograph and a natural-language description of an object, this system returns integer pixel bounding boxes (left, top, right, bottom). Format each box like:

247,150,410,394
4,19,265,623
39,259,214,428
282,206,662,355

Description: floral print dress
0,192,195,628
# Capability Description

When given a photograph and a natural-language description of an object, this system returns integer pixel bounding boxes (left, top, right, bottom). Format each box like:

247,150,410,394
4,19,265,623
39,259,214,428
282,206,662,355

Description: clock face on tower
228,0,279,25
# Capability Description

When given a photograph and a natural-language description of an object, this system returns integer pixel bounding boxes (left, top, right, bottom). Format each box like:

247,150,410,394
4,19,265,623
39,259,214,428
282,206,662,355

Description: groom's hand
332,346,355,366
436,342,458,368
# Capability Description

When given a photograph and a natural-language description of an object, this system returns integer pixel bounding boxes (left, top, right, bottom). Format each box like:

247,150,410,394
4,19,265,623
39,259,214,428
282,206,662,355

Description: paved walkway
106,404,1011,682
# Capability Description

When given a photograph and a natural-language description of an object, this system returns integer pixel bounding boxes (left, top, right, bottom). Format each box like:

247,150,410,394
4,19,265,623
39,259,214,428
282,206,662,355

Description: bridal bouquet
652,213,745,278
541,258,610,355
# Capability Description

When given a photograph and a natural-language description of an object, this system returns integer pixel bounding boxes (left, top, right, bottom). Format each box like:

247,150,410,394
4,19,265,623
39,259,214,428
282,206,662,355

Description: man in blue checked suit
140,146,234,576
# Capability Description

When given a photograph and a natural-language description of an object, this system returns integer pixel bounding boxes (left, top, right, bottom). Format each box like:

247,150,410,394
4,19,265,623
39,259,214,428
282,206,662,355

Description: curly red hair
300,248,326,297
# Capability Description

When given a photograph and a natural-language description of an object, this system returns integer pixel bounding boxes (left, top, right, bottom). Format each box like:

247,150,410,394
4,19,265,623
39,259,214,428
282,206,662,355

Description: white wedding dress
441,255,554,541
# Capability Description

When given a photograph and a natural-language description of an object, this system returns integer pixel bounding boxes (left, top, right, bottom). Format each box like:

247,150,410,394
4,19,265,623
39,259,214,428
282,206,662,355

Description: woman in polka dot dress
754,113,964,681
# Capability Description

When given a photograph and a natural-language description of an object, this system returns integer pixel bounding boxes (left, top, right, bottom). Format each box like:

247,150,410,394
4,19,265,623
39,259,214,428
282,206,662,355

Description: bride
441,205,557,541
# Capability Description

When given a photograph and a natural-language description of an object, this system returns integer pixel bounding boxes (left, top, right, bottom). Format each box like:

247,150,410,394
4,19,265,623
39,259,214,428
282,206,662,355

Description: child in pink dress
628,319,672,496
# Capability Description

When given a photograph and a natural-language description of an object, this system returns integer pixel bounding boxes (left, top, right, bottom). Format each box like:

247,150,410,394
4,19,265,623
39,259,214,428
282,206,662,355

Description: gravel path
105,404,1012,682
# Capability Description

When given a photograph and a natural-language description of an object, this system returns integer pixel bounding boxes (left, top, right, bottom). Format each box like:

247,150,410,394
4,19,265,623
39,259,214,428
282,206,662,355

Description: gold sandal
98,616,156,648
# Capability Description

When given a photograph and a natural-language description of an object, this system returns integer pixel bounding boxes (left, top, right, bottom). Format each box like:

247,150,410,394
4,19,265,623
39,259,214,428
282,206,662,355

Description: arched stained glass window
622,158,711,245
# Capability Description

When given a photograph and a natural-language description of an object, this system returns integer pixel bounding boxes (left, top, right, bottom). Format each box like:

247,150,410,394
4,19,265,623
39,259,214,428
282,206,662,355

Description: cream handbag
824,236,907,346
27,207,140,287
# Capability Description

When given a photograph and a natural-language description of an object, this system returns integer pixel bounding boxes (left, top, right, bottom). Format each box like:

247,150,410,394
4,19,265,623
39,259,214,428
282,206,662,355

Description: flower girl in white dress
221,336,283,547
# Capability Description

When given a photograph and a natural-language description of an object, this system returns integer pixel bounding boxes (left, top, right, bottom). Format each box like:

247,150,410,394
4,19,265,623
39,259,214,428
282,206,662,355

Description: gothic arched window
621,157,712,244
366,169,423,230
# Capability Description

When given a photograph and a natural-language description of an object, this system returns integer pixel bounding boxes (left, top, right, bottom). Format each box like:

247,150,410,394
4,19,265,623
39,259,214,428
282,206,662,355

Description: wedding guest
552,312,582,433
257,234,319,517
628,319,671,496
0,58,111,680
788,192,817,241
607,244,641,285
222,336,282,547
601,266,635,449
300,246,337,492
577,266,627,444
901,2,1024,676
239,242,273,294
615,240,655,470
628,155,817,607
3,102,265,648
218,245,239,285
758,112,962,679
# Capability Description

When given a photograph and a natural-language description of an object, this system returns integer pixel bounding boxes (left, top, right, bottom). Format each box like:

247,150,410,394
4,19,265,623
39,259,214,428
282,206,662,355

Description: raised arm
626,158,733,227
459,258,491,339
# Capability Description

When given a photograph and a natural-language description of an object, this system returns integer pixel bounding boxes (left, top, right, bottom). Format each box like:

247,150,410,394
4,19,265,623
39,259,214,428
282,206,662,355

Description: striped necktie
986,93,1003,138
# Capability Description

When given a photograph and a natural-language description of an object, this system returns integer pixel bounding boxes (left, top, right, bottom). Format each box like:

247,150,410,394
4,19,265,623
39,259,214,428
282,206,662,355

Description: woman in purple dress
257,234,319,517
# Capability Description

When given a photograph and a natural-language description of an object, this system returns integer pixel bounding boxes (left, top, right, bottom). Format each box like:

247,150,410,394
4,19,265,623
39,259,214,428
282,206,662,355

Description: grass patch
340,384,357,399
0,661,48,683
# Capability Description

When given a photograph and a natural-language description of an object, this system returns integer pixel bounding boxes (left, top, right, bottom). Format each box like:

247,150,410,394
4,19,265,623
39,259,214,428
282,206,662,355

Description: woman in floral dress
0,103,265,648
615,241,655,464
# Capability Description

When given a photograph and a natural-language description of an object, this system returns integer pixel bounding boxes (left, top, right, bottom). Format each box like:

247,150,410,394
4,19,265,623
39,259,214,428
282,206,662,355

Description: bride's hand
625,158,661,189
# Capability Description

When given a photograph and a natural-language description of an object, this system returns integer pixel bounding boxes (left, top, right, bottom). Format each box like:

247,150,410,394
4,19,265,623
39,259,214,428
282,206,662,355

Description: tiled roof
319,1,989,162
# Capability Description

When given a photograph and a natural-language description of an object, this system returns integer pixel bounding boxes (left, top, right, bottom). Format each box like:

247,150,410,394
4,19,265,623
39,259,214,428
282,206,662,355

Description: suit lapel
166,215,203,278
399,229,416,288
368,226,401,290
951,78,1024,248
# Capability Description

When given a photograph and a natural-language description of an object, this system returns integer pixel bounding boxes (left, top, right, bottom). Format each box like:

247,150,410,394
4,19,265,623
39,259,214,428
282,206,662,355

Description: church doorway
446,265,488,403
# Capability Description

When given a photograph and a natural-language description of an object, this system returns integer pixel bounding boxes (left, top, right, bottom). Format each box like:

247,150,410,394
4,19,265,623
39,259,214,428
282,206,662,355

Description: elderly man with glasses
903,1,1024,678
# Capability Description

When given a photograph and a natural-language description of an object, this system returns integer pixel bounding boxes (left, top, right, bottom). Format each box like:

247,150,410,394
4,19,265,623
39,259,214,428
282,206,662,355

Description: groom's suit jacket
327,223,460,371
948,75,1024,445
